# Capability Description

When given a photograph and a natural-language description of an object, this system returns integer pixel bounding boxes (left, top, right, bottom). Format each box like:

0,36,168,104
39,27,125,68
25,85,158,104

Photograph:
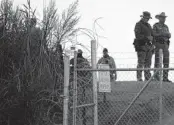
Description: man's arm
152,24,162,37
153,24,171,38
96,58,102,69
134,22,147,40
97,58,103,65
163,25,171,38
84,58,90,67
110,57,116,69
110,57,117,80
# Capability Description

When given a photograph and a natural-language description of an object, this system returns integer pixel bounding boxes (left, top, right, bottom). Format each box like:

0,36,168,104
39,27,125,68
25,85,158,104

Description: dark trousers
137,45,153,81
154,42,169,80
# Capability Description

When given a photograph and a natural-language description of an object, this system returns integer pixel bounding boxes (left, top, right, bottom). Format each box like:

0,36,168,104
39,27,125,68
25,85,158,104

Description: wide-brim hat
140,11,152,19
155,12,167,19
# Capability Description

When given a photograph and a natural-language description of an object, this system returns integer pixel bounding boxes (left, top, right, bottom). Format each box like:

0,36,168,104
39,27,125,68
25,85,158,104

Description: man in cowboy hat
133,11,154,81
153,12,172,82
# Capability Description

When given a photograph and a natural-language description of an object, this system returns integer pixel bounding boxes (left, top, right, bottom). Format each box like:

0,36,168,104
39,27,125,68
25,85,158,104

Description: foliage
0,0,80,124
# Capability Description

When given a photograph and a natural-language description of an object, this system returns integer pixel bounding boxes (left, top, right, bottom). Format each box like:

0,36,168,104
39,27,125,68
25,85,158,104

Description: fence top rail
75,68,174,71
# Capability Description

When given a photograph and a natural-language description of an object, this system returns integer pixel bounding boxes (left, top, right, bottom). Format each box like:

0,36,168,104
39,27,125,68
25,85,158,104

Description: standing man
97,48,117,81
70,49,90,125
97,48,116,102
153,12,172,82
70,49,90,71
133,11,154,81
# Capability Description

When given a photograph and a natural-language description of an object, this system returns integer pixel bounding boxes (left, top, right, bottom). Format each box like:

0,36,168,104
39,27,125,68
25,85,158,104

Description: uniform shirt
97,55,116,76
70,56,90,77
153,22,171,42
70,56,90,69
134,20,153,42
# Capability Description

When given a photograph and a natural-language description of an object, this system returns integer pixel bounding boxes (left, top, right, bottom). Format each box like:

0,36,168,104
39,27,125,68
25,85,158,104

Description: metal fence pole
159,49,163,125
91,40,98,125
63,55,70,125
73,51,77,125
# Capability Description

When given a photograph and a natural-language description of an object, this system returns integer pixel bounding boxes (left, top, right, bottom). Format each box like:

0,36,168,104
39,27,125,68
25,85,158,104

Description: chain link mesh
66,49,174,125
68,65,94,125
68,68,174,125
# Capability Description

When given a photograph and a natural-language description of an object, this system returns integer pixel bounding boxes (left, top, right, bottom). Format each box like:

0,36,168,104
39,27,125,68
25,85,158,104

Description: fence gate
66,51,94,125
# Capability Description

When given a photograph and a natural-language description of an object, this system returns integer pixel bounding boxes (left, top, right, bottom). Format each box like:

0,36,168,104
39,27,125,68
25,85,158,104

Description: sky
1,0,174,80
10,0,174,52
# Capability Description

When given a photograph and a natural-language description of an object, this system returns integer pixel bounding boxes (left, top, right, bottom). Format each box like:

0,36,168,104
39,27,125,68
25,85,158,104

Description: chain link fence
67,55,94,125
69,68,174,125
64,47,174,125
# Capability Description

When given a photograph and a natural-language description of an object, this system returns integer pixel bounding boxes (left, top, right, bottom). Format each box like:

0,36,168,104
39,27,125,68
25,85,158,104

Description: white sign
98,64,111,92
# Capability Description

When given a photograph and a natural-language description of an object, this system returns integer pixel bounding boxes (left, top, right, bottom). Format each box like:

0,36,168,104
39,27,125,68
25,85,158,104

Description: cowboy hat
140,11,152,19
155,12,167,19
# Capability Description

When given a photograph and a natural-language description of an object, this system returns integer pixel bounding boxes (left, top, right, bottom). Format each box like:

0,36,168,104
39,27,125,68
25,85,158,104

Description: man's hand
111,73,117,81
114,73,117,81
162,32,171,38
147,36,153,41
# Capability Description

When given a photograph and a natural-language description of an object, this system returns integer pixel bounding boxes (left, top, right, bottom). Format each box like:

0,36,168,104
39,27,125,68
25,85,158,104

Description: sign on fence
98,64,111,92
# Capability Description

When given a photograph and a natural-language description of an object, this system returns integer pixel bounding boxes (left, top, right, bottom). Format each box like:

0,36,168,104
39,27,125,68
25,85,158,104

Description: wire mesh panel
115,82,160,125
159,70,174,125
76,70,94,125
68,64,94,125
66,48,174,125
68,68,174,125
97,69,174,125
98,71,158,125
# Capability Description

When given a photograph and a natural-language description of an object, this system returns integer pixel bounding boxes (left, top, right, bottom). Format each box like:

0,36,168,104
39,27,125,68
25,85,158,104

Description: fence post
73,51,77,125
63,55,70,125
159,49,163,125
91,40,98,125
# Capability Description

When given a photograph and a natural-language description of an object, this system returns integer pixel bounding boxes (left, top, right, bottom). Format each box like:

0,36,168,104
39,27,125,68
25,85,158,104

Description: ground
72,80,174,125
97,81,174,125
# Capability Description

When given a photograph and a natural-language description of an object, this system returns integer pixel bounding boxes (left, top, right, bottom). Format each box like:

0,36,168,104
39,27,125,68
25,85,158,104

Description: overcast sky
1,0,174,77
10,0,174,52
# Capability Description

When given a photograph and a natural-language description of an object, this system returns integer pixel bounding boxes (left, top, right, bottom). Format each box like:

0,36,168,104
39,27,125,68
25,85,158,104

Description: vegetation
0,0,79,124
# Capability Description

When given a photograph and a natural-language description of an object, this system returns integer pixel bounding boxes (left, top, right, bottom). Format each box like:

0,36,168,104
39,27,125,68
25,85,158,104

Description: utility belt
155,37,170,45
133,39,152,46
156,41,165,44
133,39,153,52
143,41,152,46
